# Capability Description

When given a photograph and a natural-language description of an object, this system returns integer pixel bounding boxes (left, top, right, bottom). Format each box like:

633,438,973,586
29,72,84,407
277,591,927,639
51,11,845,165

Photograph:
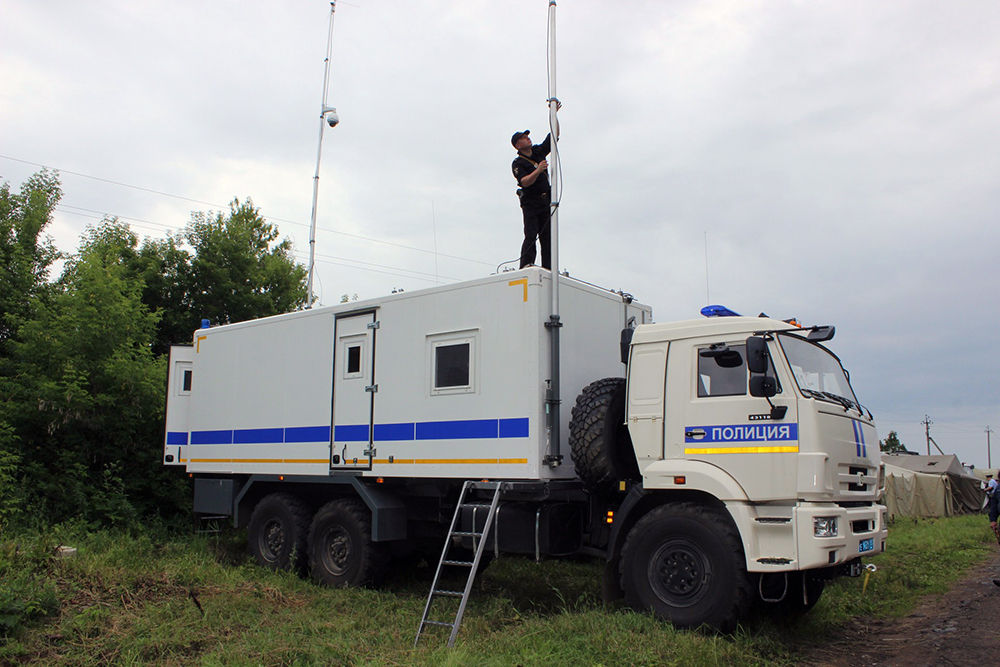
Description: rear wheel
247,493,311,573
620,503,751,632
308,498,388,587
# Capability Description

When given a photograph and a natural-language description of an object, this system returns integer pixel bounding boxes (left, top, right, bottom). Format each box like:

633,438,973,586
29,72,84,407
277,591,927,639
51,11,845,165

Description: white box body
164,269,651,481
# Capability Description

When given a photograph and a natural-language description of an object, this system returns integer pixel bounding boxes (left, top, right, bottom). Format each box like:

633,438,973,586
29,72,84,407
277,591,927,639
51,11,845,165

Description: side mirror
749,375,777,398
807,326,835,342
620,327,634,365
746,336,769,374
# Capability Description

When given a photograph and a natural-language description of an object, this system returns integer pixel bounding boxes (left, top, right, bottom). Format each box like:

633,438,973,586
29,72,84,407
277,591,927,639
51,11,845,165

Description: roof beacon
701,304,741,318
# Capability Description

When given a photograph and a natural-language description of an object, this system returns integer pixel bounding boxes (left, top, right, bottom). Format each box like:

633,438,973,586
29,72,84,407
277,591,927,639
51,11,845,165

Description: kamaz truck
164,267,887,635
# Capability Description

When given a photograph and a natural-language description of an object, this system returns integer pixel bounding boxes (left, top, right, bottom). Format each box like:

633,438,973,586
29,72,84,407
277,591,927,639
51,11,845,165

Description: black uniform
511,134,552,269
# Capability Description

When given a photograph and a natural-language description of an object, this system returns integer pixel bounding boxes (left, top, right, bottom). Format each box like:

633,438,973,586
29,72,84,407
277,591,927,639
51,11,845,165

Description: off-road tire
620,503,751,633
569,377,639,494
247,493,312,573
308,498,389,587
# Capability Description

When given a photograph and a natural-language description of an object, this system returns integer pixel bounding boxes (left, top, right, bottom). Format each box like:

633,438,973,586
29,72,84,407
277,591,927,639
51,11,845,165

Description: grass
0,514,995,666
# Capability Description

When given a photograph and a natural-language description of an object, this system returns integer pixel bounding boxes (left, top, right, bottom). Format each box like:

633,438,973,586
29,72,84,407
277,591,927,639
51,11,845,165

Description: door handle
685,429,706,439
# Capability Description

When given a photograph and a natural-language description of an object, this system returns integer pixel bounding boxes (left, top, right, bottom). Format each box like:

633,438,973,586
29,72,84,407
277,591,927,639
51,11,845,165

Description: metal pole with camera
306,2,339,309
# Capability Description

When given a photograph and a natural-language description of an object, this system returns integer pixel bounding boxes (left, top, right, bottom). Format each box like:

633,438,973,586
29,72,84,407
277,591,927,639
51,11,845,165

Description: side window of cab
697,344,748,397
697,343,780,398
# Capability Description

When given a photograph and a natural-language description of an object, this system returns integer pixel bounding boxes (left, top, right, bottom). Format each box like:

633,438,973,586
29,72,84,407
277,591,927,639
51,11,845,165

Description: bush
0,536,60,636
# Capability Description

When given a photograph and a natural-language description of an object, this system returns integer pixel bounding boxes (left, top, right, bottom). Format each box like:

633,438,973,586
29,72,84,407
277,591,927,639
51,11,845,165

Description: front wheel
620,503,750,632
308,498,388,587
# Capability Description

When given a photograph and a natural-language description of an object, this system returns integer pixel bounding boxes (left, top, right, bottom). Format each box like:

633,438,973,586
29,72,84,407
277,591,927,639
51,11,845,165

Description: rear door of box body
331,311,377,470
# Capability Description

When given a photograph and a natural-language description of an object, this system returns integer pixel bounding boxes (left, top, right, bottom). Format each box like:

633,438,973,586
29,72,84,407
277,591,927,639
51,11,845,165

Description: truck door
676,340,797,501
331,311,377,470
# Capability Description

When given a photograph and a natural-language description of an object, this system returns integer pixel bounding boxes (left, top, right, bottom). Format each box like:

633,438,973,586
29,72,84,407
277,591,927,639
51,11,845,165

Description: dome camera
324,107,339,128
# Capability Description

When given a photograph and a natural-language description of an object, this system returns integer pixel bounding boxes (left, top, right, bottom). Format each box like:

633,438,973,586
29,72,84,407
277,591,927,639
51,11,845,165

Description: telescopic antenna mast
306,2,339,308
544,0,564,466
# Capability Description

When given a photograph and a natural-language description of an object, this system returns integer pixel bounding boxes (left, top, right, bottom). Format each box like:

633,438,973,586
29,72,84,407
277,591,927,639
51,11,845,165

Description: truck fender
349,478,408,542
232,474,408,542
641,459,750,502
601,462,750,603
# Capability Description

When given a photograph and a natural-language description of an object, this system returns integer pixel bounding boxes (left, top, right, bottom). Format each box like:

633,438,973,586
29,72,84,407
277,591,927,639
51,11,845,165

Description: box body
164,269,651,481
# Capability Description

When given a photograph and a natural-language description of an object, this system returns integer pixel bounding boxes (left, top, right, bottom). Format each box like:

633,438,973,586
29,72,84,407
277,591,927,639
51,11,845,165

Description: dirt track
800,549,1000,666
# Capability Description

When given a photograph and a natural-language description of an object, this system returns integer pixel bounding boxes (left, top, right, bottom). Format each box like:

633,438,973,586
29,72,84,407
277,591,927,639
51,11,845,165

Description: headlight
814,516,839,537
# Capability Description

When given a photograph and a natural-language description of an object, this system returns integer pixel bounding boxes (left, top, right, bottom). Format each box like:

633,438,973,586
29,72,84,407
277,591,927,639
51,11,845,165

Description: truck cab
595,315,887,629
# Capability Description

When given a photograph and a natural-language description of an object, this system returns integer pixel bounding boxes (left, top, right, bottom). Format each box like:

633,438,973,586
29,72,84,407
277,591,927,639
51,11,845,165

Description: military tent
882,454,985,518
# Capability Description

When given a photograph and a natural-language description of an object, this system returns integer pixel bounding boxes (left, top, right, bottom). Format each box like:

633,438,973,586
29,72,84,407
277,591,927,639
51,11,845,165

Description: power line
2,154,224,208
3,154,496,267
55,204,468,284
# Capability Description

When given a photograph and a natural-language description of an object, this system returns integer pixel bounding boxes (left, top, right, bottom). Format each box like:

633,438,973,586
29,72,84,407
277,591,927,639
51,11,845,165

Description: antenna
543,0,564,467
306,2,339,309
704,231,710,304
431,200,440,285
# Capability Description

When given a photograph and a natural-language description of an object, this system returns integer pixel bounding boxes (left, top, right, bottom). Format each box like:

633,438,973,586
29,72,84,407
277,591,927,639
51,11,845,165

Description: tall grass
0,514,994,666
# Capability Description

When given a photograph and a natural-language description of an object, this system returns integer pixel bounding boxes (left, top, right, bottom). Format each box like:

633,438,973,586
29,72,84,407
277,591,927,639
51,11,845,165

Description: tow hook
863,563,878,594
845,558,864,577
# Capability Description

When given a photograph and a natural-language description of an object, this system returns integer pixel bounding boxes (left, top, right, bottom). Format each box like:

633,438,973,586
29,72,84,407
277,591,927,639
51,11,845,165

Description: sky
2,1,999,468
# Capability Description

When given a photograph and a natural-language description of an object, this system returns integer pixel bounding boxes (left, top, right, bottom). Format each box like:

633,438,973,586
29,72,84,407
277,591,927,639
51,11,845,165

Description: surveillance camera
325,108,339,127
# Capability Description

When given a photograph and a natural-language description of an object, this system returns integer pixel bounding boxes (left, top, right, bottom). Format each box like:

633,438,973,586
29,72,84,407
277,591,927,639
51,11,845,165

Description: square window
428,330,478,395
435,343,470,388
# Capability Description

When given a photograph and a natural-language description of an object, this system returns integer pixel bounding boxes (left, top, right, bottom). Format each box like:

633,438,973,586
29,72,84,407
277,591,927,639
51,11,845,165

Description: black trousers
519,204,551,269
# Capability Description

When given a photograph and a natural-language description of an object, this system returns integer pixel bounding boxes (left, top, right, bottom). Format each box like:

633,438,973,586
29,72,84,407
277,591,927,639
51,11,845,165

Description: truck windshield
777,334,860,411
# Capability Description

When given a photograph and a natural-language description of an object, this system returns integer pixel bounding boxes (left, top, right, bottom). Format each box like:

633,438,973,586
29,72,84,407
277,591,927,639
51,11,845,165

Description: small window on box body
347,345,362,375
342,336,365,379
428,331,478,395
176,361,193,396
436,343,470,388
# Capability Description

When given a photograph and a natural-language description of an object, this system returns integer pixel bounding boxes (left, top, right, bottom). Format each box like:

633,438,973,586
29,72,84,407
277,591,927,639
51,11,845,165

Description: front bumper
737,501,887,573
794,502,887,571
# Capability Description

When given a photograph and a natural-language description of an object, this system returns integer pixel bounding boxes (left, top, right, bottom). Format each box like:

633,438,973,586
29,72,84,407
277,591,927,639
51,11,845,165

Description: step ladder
414,480,503,648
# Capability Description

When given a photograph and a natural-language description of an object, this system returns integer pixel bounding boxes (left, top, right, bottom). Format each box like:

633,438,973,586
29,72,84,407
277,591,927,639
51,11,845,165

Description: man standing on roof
511,119,558,269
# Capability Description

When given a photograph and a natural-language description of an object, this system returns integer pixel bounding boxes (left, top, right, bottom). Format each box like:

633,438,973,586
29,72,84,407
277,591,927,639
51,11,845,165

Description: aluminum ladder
414,480,502,648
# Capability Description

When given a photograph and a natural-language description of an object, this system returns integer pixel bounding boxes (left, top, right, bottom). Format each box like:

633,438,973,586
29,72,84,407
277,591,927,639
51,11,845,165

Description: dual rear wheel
247,493,386,586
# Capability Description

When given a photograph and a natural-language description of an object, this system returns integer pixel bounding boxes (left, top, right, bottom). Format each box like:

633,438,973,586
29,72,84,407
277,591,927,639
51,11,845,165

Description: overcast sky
2,1,998,468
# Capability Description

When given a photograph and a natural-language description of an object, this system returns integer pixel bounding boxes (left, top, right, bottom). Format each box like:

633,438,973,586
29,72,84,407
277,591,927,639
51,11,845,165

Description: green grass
0,514,994,666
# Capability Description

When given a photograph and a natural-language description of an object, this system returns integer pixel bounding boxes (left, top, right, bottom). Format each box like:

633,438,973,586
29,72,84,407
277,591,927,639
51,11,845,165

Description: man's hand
537,160,548,171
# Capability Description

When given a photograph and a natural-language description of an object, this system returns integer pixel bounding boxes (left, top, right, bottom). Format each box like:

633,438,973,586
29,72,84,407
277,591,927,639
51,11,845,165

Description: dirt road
801,550,1000,666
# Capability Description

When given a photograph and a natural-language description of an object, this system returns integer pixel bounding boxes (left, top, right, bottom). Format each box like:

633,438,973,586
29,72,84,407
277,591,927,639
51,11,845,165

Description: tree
879,430,907,454
0,170,60,349
185,199,307,330
0,171,61,527
4,221,184,524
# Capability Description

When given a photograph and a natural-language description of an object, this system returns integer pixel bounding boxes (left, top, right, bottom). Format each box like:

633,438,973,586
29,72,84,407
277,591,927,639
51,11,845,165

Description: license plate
859,538,874,553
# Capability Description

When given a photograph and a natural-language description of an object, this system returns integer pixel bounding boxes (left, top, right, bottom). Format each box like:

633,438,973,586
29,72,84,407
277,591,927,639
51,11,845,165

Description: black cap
511,130,530,147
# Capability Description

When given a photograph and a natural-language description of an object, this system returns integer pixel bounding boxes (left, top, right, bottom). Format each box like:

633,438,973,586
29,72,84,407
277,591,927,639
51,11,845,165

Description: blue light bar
701,305,741,318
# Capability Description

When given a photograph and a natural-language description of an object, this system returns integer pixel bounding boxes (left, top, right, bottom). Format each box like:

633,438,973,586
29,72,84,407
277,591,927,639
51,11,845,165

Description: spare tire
569,377,639,494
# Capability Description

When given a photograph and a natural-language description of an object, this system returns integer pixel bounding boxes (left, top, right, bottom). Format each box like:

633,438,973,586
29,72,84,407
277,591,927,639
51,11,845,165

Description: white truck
164,267,887,633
